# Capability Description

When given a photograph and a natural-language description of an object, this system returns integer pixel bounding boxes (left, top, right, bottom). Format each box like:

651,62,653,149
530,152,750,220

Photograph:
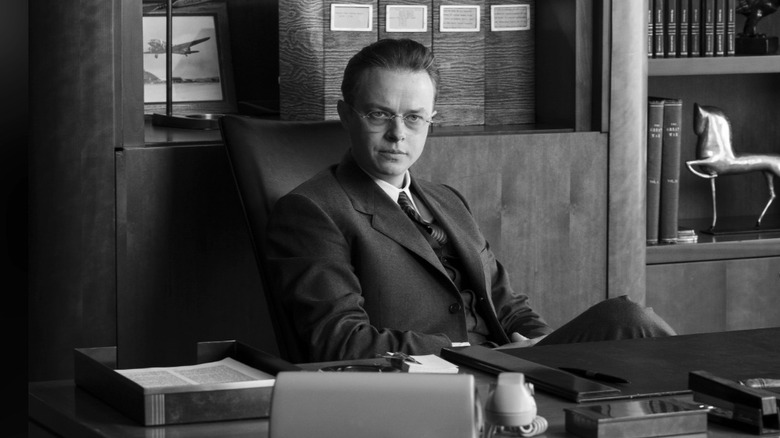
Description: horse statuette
685,103,780,231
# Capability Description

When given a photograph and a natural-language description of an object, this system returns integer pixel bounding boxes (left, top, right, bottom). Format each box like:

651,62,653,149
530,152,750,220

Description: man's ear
336,100,351,129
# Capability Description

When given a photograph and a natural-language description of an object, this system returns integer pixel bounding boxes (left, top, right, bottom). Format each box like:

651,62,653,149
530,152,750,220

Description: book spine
665,0,678,57
678,0,689,57
484,0,535,125
714,0,725,55
659,98,683,244
278,0,327,120
725,0,735,55
689,0,701,56
701,0,715,56
649,0,654,57
654,0,665,58
646,98,665,245
324,1,378,120
432,0,486,126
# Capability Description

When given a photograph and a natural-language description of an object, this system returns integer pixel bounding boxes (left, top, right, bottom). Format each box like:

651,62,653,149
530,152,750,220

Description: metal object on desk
689,370,780,435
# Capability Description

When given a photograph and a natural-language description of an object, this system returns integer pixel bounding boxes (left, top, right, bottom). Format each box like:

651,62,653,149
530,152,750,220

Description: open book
116,357,275,389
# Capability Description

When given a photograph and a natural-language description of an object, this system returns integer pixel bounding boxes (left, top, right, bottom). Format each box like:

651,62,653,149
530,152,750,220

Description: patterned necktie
398,192,448,245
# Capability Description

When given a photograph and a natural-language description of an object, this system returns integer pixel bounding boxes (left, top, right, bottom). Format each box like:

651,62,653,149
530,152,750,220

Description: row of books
646,96,684,245
648,0,738,58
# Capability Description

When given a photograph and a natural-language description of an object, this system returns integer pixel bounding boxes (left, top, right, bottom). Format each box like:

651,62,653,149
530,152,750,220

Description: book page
116,357,275,389
405,354,459,374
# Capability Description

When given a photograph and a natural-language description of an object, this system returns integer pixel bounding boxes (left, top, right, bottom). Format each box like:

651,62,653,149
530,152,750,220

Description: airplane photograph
143,36,210,58
142,15,223,105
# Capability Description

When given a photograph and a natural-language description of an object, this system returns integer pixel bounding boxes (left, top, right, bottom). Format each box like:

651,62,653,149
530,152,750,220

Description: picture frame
143,0,237,116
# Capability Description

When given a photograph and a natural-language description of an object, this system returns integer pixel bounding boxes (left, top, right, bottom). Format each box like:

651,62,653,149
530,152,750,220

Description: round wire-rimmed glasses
347,103,436,131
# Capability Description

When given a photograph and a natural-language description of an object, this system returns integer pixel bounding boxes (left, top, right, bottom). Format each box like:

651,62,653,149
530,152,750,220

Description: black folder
440,345,621,402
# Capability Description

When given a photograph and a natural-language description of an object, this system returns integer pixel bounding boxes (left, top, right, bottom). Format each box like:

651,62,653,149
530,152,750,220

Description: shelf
649,55,780,76
647,216,780,264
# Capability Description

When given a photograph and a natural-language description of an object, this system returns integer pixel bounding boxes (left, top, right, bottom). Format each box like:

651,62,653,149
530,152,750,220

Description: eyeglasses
347,103,435,131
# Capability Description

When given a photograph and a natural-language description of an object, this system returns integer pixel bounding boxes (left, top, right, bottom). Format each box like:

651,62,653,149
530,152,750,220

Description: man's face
338,67,436,188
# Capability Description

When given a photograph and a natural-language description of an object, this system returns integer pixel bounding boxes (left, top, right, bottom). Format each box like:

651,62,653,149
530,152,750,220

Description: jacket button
449,303,462,313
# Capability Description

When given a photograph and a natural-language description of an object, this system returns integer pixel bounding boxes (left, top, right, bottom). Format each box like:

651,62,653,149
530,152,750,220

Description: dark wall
228,0,280,112
4,1,28,435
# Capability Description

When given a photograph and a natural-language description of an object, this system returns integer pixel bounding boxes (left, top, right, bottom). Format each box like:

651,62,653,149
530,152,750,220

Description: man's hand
494,332,547,349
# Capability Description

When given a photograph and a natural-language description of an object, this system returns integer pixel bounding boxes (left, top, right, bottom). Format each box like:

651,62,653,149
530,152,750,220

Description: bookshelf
644,9,780,334
649,55,780,75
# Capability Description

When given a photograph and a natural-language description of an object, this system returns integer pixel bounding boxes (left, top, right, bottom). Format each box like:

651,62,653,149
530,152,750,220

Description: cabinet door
647,257,780,335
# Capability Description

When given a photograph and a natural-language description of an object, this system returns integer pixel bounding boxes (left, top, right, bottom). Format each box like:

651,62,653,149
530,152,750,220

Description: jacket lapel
412,179,489,300
335,154,446,274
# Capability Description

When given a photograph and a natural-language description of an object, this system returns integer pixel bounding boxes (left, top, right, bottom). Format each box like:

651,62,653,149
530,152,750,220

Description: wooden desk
29,329,779,438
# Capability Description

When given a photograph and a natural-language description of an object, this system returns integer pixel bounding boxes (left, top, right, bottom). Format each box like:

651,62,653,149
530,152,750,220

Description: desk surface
29,328,780,438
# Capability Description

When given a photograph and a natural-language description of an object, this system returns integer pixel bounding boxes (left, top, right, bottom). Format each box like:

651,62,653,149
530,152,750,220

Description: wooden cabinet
645,12,780,333
647,257,780,334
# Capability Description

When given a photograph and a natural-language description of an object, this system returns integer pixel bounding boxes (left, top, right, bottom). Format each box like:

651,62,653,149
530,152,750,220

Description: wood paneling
647,257,780,334
415,131,609,328
116,145,278,369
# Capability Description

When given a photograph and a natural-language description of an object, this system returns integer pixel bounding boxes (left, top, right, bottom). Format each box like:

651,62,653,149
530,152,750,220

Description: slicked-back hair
341,38,439,106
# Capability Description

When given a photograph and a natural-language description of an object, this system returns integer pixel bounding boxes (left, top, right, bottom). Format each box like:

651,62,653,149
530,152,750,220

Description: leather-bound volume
279,0,377,121
654,0,666,58
678,0,690,56
658,97,683,244
725,0,736,55
484,0,535,125
714,0,725,55
688,0,701,57
646,98,665,245
432,0,486,126
701,0,715,56
664,0,678,57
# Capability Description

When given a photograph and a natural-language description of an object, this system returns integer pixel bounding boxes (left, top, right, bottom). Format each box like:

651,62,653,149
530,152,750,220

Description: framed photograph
143,1,236,115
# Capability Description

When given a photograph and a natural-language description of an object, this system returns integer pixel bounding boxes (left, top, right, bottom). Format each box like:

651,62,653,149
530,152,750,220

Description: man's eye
404,114,423,123
366,111,391,120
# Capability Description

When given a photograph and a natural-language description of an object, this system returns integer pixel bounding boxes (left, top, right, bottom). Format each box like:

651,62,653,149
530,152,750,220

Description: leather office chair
220,115,350,363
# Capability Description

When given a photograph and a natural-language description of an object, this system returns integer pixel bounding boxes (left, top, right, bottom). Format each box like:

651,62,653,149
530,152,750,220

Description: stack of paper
404,354,459,374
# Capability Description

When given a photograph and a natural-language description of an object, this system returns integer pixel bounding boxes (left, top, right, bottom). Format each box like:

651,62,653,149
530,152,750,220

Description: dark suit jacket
265,151,552,362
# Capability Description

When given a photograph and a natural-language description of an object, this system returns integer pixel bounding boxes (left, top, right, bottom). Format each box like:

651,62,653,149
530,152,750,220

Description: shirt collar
371,171,413,204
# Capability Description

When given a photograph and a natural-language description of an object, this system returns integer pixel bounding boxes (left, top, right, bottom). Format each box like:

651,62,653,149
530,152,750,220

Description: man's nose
384,116,407,142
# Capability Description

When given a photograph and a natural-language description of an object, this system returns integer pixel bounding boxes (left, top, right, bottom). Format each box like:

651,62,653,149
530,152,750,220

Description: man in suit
266,38,675,362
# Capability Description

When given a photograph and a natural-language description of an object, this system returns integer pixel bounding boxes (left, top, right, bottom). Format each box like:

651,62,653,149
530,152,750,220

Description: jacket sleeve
265,193,453,362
